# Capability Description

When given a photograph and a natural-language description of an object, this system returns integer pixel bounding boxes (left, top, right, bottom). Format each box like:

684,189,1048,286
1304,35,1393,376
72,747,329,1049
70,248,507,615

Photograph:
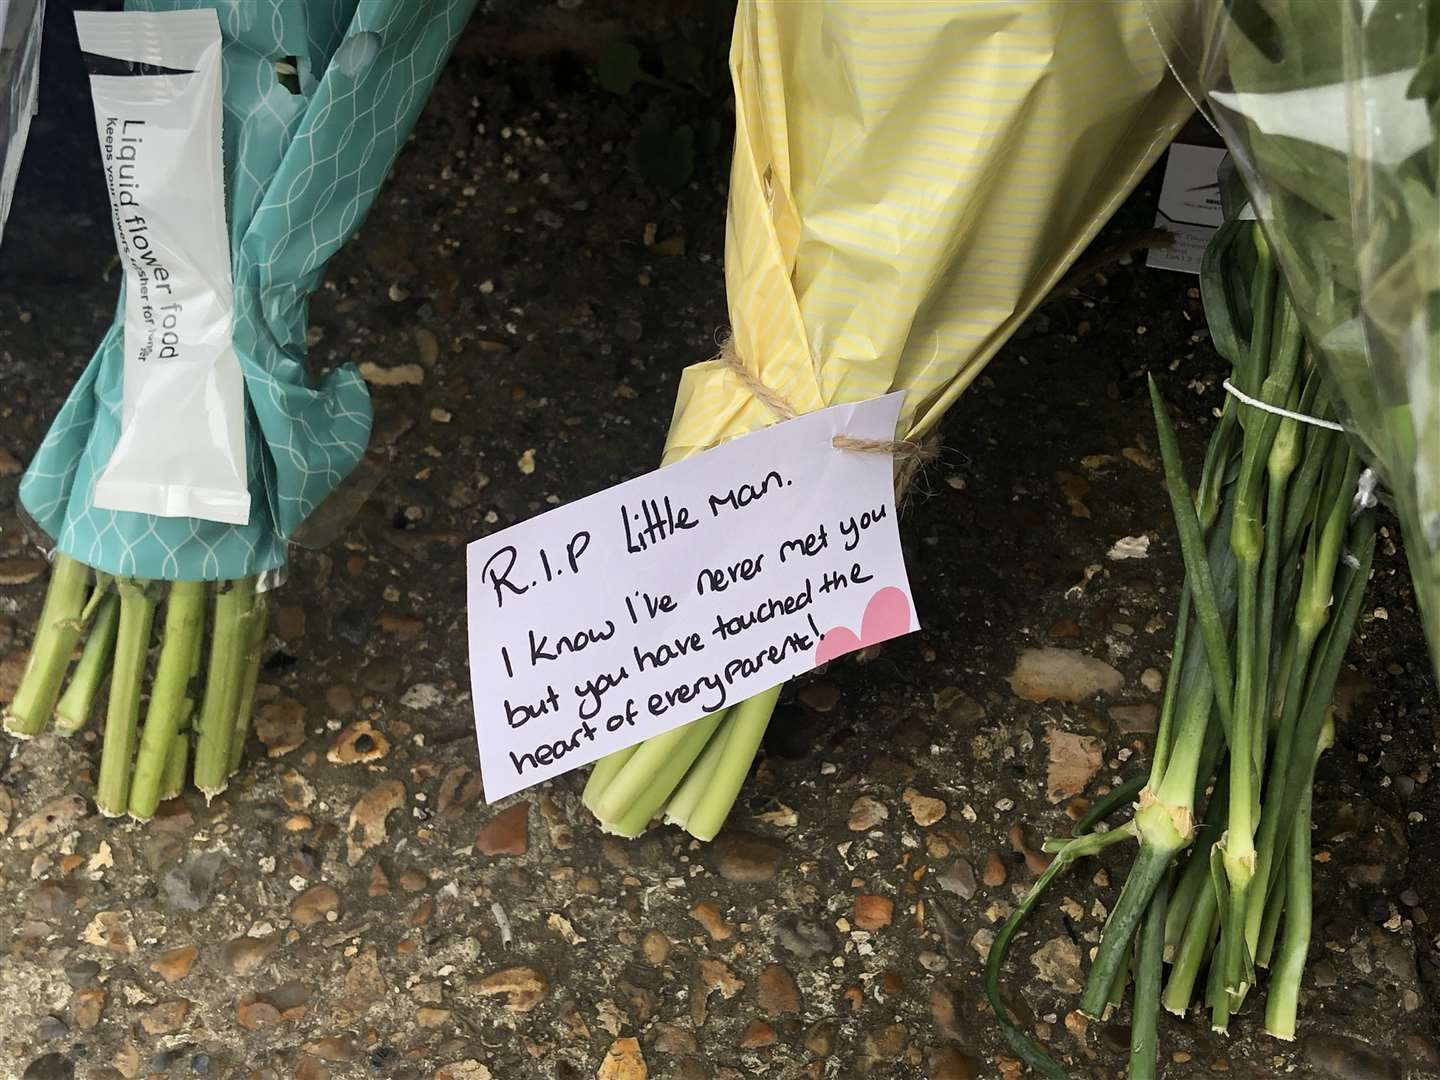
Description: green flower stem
1248,451,1360,942
664,713,734,829
593,720,715,825
1235,279,1302,703
1257,518,1375,898
1255,853,1288,970
166,603,206,798
1163,870,1218,1015
160,701,193,803
1263,790,1314,1040
194,577,257,798
1151,659,1216,815
1164,848,1212,957
582,744,639,813
53,592,120,735
1212,849,1254,1023
1264,717,1330,1039
1229,516,1372,1026
1151,511,1235,787
227,590,269,776
4,554,92,737
986,823,1138,1079
1162,765,1228,1016
1164,765,1229,952
128,581,207,821
80,573,114,620
1243,625,1317,942
1205,915,1231,1029
603,710,728,837
1196,400,1240,531
1255,379,1303,746
1268,616,1299,733
1071,773,1146,836
1149,584,1190,781
1279,390,1337,556
1231,287,1302,742
1149,377,1235,740
1103,939,1134,1019
1078,831,1179,1018
1151,490,1238,811
95,579,157,816
1084,380,1243,1026
686,685,781,842
1129,876,1170,1080
1237,225,1276,401
1211,286,1301,1018
1266,376,1326,687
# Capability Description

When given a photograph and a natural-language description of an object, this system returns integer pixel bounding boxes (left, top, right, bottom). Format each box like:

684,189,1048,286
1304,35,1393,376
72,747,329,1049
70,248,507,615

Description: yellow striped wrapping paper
662,0,1194,466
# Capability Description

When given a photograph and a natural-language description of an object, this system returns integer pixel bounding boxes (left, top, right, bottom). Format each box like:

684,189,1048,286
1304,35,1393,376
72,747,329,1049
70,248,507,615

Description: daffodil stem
685,687,781,842
583,744,638,813
664,713,734,829
605,710,728,837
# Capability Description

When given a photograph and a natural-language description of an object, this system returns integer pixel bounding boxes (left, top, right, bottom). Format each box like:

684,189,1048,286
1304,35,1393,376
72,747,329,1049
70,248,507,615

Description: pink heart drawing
814,586,912,666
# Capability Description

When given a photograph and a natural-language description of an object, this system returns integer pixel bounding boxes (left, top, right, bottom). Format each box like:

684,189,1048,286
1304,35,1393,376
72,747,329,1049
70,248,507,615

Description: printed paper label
77,10,251,525
1148,142,1228,275
466,393,918,800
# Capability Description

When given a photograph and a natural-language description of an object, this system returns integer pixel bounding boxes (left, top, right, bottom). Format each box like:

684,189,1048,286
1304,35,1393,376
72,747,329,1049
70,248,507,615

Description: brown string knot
715,335,939,501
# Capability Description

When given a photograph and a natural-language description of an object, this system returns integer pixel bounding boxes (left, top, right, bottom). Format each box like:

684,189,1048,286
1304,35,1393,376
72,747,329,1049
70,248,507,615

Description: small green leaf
597,40,643,95
635,123,695,190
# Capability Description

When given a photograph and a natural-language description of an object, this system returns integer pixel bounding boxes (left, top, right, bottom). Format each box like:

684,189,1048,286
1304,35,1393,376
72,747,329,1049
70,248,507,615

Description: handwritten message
465,393,917,800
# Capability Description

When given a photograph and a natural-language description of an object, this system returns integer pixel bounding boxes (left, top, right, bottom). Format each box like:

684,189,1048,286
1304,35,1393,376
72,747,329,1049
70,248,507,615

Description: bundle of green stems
986,220,1378,1078
582,686,780,841
3,556,269,818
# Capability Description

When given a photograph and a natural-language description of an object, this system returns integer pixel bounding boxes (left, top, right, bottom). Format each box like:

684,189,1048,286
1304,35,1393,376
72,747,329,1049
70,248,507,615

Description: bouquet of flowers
4,0,475,819
1148,0,1440,675
583,0,1195,839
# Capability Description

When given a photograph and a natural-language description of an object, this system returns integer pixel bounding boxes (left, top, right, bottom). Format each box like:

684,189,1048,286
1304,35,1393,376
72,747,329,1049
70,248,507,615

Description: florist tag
466,392,917,800
1147,142,1227,275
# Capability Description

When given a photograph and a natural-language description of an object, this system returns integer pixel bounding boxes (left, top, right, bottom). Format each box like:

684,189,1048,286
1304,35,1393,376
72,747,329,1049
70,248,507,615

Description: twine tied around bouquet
716,337,939,501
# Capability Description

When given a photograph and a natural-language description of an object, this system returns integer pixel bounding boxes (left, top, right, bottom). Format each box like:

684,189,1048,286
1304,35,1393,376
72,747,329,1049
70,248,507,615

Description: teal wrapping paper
21,0,476,579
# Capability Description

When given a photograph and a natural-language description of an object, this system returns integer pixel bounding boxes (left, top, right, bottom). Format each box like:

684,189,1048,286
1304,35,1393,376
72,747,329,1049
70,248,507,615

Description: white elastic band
1222,379,1345,431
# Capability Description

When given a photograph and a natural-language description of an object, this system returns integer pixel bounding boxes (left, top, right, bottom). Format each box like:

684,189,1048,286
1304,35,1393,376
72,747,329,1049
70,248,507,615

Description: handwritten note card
465,393,918,800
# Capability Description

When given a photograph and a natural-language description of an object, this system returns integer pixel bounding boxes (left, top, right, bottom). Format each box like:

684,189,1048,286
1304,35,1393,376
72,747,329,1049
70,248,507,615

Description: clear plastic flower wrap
1145,0,1440,674
0,0,44,249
